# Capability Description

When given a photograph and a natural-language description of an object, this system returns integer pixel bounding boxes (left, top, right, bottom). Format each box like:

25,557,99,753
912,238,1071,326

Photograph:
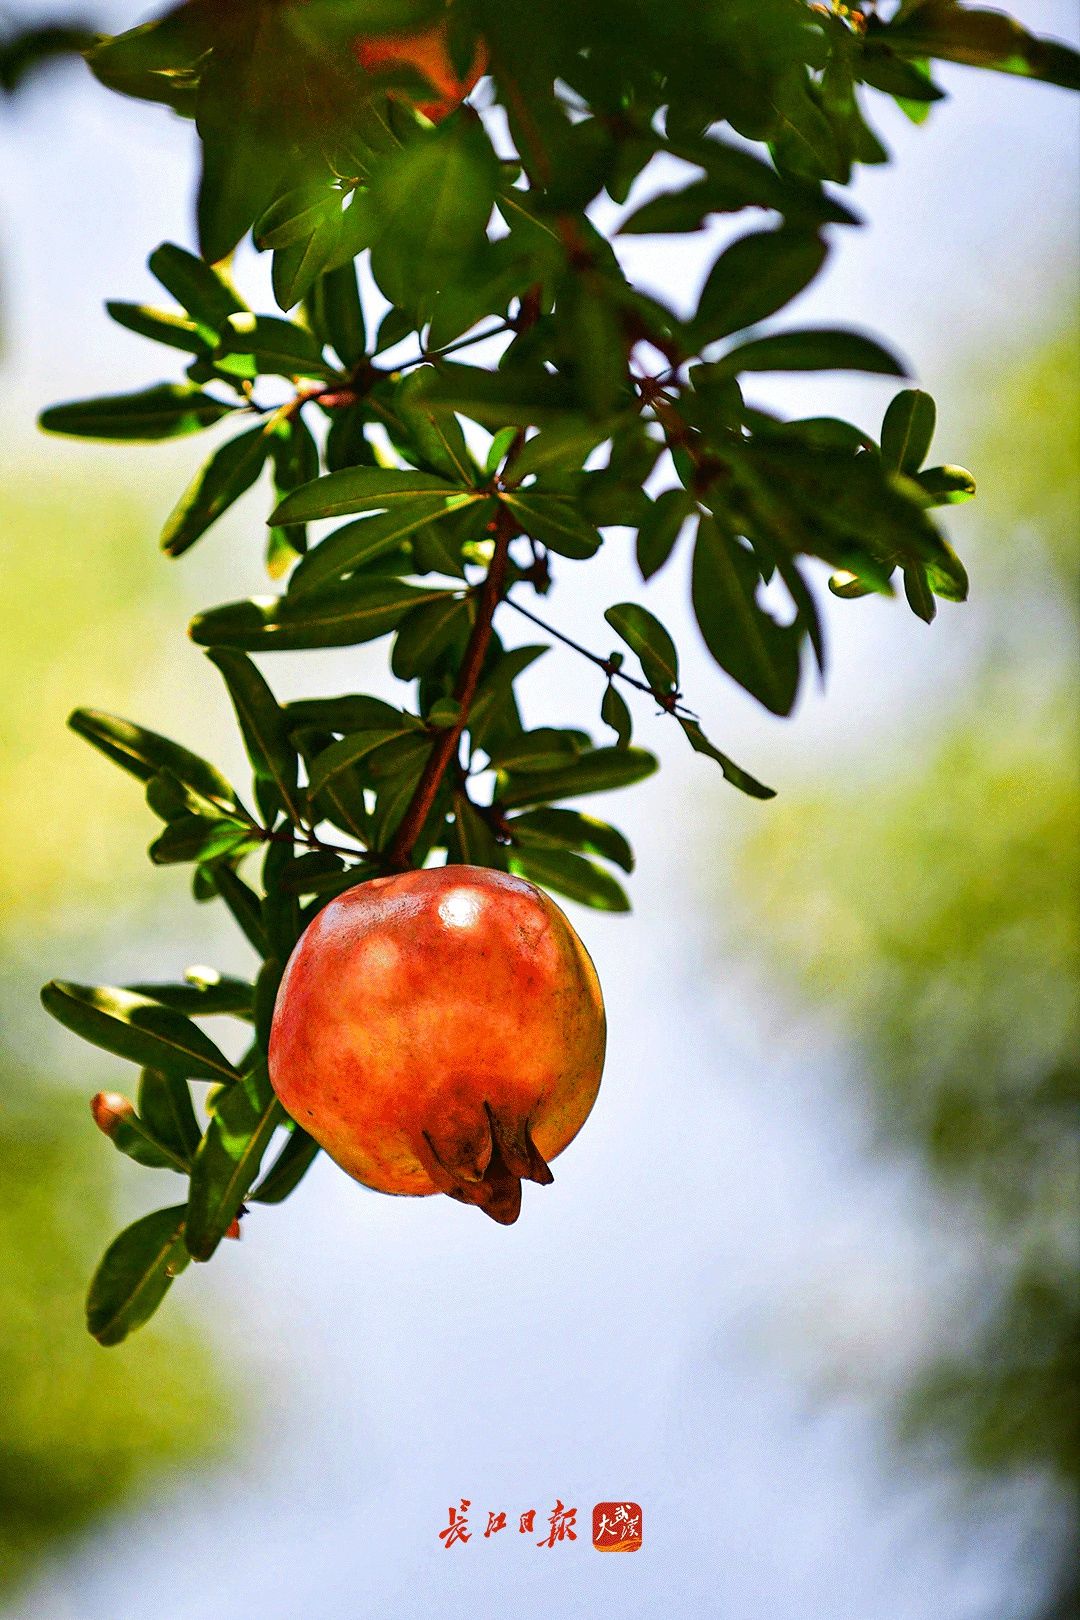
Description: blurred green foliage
0,463,235,1594
731,314,1079,1601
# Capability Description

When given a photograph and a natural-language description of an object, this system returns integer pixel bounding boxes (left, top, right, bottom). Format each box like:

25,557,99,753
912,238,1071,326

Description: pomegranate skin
268,866,606,1223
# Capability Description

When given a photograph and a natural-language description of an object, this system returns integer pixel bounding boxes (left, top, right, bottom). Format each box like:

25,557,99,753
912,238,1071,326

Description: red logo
592,1502,642,1552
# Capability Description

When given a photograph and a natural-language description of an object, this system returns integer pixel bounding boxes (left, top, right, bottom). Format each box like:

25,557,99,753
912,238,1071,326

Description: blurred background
0,2,1076,1615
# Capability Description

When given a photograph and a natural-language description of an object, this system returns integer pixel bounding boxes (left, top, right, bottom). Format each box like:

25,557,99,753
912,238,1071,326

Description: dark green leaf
692,516,802,716
148,815,254,866
162,425,272,557
272,465,462,525
716,327,907,378
40,384,236,442
693,228,827,345
600,683,633,747
512,419,612,480
306,727,416,797
127,969,254,1020
499,746,658,808
207,649,302,825
677,716,776,800
138,1067,203,1161
250,1126,320,1204
509,848,630,912
86,1205,190,1347
306,259,367,367
42,981,239,1081
185,1066,285,1261
148,242,247,335
190,580,453,652
68,708,235,805
636,488,692,581
289,497,475,596
500,492,602,559
508,807,634,872
604,603,679,695
105,301,213,357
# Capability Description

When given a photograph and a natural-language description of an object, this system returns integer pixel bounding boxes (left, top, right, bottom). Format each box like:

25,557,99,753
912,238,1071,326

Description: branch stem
504,594,682,713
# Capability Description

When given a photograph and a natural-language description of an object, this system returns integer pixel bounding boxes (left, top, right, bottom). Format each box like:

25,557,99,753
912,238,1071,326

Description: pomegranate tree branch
387,506,516,869
504,593,683,714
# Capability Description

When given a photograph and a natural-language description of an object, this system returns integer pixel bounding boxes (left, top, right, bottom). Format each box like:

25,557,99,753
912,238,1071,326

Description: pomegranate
268,866,606,1223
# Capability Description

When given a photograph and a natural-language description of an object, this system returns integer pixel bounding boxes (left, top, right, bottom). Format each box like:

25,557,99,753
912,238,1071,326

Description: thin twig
503,593,683,713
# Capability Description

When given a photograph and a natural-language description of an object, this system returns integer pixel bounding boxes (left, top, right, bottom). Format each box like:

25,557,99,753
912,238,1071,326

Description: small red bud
224,1217,243,1241
90,1091,134,1138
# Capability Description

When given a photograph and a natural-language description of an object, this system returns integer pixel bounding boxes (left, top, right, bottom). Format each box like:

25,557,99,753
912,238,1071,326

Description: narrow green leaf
391,596,472,679
148,815,254,866
68,708,235,805
903,563,937,623
41,981,239,1081
138,1067,202,1161
86,1205,190,1346
127,970,254,1020
185,1067,285,1260
513,419,613,480
250,1127,320,1204
677,716,776,800
161,425,272,557
191,580,453,652
289,497,471,597
40,384,236,442
916,464,977,505
206,649,302,825
219,313,339,381
306,727,414,797
716,328,907,379
105,301,213,356
272,465,462,525
306,260,367,368
691,517,802,716
499,746,658,808
600,683,633,746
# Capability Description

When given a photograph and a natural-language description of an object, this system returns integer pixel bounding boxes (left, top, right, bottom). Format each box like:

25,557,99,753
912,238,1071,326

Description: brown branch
387,504,517,870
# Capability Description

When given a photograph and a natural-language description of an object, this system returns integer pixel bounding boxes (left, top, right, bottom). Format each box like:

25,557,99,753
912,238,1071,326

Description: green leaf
512,420,612,480
126,970,254,1021
284,693,415,735
692,516,802,716
40,384,236,442
161,425,273,557
636,488,692,581
508,807,634,872
207,649,302,825
916,464,977,505
185,1066,285,1261
677,716,776,800
446,792,502,867
500,492,603,559
96,1095,190,1174
86,1205,190,1346
499,746,658,808
272,465,463,525
305,259,367,367
488,728,586,772
882,2,1080,91
392,595,472,680
105,301,213,356
148,242,247,335
219,313,340,380
306,727,416,797
693,228,827,345
191,579,453,652
394,366,476,484
250,1127,320,1204
289,498,474,596
417,362,580,427
138,1067,202,1161
368,118,499,309
148,815,254,866
42,981,239,1081
903,563,937,623
880,388,937,473
68,708,234,805
214,867,269,955
715,328,907,378
600,683,633,746
509,848,630,912
604,603,679,695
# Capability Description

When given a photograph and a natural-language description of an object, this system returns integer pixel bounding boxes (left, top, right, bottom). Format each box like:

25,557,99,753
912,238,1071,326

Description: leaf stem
503,594,684,714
